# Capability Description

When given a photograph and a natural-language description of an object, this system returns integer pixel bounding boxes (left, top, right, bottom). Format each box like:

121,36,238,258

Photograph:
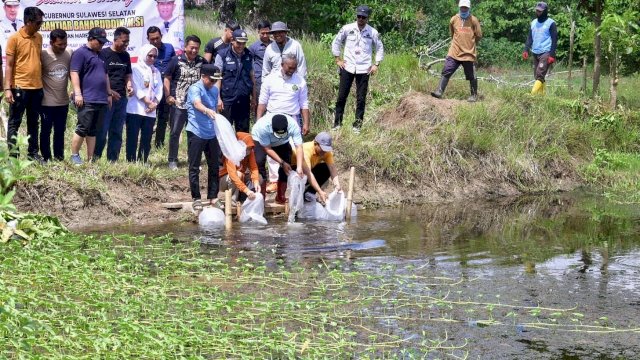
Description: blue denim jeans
95,96,127,161
126,113,156,163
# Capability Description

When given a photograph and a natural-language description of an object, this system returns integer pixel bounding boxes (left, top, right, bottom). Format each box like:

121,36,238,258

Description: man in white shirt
331,5,383,133
155,0,183,52
0,0,22,56
257,53,309,135
262,21,307,80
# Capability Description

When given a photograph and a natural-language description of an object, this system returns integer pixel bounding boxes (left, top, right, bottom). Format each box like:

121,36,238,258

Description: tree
600,11,640,107
579,0,604,97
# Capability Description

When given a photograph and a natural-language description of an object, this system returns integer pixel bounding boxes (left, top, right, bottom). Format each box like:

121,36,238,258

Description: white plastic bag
325,190,346,221
287,172,307,223
298,201,329,220
214,113,246,166
239,193,268,225
198,207,225,227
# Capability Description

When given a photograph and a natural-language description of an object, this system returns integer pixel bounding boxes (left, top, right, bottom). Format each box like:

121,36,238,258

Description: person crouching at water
291,131,341,203
125,44,163,163
186,64,223,211
218,132,262,204
251,113,305,205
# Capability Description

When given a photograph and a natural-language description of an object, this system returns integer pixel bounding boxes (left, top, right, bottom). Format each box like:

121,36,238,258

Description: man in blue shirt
248,20,271,112
251,113,305,204
523,2,557,95
185,64,223,210
147,26,176,148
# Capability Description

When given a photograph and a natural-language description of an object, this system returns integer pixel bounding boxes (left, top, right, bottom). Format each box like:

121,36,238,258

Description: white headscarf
135,44,160,98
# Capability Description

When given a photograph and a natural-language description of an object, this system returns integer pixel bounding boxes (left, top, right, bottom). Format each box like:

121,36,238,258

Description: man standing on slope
523,2,557,95
431,0,482,102
331,5,384,134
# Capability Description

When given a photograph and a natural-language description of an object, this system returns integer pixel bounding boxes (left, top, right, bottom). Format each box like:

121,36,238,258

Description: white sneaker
331,125,341,131
352,127,361,135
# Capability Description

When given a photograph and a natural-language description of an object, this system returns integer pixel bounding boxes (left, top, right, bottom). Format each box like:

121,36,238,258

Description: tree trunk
592,0,603,97
568,20,575,90
218,0,237,24
609,51,618,108
581,56,587,93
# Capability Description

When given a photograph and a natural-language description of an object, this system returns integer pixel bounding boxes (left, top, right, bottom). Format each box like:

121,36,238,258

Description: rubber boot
275,181,288,205
540,81,546,95
467,79,478,102
531,80,543,95
430,76,449,99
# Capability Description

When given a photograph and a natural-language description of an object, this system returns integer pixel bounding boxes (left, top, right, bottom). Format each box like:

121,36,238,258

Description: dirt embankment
14,92,581,229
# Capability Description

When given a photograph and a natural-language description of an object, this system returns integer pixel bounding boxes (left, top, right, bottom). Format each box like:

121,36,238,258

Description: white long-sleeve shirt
332,22,384,74
262,37,307,80
259,70,308,116
127,65,163,118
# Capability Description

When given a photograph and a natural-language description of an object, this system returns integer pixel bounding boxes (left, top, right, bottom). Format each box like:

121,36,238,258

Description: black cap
272,114,289,138
201,64,222,80
88,27,108,44
356,5,371,17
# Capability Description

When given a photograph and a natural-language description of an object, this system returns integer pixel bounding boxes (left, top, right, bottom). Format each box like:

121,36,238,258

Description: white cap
459,0,471,7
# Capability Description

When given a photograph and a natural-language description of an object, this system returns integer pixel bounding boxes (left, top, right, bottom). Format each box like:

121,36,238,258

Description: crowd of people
1,1,557,210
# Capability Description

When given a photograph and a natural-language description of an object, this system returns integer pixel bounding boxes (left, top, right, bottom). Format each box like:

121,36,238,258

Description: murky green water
88,193,640,358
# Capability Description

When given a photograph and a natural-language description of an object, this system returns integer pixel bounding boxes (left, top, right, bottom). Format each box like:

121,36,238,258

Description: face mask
459,9,470,20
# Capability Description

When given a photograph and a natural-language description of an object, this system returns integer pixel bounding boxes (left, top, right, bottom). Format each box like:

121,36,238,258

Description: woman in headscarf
125,44,163,163
218,132,262,204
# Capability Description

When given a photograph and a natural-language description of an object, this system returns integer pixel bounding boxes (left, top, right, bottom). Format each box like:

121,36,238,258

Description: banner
0,0,185,62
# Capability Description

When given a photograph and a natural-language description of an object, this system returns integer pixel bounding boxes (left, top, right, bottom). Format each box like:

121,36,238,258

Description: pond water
87,193,640,358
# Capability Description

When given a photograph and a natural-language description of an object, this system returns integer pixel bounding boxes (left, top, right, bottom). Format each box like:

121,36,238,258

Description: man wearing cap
4,6,44,161
147,26,176,148
257,54,310,135
262,21,307,79
0,0,23,52
155,0,184,52
203,21,240,64
95,27,133,162
431,0,482,102
214,28,256,133
332,5,384,133
164,34,207,170
523,2,557,95
251,113,306,205
291,132,341,204
248,20,272,109
185,64,223,210
69,27,113,165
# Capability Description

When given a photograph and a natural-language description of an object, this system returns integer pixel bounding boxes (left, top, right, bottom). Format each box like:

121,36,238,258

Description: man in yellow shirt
430,0,482,102
4,6,45,161
291,131,341,203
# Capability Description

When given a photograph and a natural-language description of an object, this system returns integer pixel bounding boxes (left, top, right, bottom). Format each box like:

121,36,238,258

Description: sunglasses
357,15,368,19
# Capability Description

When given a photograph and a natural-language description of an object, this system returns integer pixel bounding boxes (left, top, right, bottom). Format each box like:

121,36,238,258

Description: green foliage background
191,0,640,71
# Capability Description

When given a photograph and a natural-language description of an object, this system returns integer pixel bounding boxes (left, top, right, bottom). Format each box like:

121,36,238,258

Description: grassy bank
13,13,640,215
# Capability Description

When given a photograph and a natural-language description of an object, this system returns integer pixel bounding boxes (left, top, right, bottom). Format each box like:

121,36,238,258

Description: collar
18,27,35,38
180,53,200,63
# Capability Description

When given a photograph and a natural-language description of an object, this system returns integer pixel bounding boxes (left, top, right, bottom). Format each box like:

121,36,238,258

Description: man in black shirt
203,21,239,63
95,26,133,161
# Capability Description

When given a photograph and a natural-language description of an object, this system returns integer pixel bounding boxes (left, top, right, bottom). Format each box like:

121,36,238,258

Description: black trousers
187,131,220,200
168,106,188,162
292,162,330,195
154,93,171,148
254,142,292,183
40,105,69,161
7,88,44,157
221,95,250,132
334,68,369,128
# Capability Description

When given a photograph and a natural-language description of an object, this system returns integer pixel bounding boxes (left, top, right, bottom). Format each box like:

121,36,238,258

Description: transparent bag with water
239,193,268,225
213,113,246,166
